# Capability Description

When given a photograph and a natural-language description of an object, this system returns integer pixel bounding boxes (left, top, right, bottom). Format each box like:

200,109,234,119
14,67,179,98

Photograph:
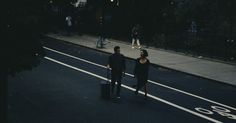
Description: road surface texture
8,37,236,123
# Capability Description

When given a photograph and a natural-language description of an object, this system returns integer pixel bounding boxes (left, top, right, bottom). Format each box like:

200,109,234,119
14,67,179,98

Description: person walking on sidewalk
133,49,150,98
96,16,105,48
107,46,126,98
131,24,141,49
65,15,73,36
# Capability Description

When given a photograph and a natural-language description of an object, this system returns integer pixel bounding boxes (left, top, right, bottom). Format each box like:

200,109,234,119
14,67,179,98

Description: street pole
101,0,105,48
229,0,234,60
96,0,105,48
230,0,233,41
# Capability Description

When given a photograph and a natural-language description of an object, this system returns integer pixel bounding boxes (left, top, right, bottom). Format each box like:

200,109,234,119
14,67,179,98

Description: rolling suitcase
100,69,110,99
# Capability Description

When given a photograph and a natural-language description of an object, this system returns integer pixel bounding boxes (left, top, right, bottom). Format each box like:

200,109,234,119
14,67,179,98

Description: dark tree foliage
29,0,235,61
86,0,236,61
1,0,47,74
0,1,47,122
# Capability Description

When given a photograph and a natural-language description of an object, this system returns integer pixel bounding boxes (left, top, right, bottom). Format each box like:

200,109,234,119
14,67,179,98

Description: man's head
114,46,120,54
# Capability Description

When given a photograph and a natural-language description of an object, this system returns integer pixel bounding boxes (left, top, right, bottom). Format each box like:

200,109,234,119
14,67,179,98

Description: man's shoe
132,85,137,88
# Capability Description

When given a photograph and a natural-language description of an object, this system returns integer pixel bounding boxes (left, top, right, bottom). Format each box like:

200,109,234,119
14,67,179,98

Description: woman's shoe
144,93,148,100
145,93,147,97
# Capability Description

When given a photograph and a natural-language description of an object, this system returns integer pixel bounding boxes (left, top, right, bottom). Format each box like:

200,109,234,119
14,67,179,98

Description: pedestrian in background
65,15,73,36
96,16,105,48
107,46,126,98
131,24,141,49
133,49,150,98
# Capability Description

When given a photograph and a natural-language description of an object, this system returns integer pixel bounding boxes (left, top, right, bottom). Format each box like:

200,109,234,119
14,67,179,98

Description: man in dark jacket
107,46,126,98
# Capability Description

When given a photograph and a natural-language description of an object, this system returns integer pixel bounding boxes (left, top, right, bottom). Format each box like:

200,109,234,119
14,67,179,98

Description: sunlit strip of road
44,56,222,123
43,46,236,111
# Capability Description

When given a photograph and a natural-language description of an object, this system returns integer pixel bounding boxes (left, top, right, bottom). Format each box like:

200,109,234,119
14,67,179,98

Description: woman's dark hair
141,49,148,57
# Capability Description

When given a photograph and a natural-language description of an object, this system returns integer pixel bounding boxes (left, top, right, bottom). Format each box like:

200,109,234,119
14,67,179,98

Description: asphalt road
7,37,236,123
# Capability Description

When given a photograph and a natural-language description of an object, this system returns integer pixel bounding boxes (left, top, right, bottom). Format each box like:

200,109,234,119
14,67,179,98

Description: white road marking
43,46,236,111
45,56,223,123
43,46,105,68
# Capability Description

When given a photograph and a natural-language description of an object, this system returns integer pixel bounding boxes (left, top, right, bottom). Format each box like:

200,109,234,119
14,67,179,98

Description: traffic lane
44,57,221,123
7,58,209,123
42,37,137,72
43,37,236,106
149,65,236,106
123,74,236,122
44,48,109,78
43,43,236,110
43,52,236,123
42,37,110,66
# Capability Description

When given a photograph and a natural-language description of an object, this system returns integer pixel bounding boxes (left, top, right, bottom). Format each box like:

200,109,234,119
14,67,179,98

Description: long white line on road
43,46,236,111
45,56,222,123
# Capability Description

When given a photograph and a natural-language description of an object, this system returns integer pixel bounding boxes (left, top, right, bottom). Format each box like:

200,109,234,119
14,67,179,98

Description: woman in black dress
133,49,150,97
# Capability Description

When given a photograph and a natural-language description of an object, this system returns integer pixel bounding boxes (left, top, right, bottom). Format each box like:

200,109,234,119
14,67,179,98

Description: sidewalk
46,33,236,86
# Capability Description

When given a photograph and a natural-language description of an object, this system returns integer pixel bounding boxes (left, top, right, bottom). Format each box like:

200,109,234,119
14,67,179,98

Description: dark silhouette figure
131,24,142,49
107,46,126,98
65,15,73,36
96,16,105,48
133,49,150,98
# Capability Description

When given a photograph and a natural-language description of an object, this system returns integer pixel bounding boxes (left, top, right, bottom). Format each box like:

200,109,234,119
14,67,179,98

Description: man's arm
133,59,138,78
122,55,126,77
122,55,126,70
107,55,111,69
